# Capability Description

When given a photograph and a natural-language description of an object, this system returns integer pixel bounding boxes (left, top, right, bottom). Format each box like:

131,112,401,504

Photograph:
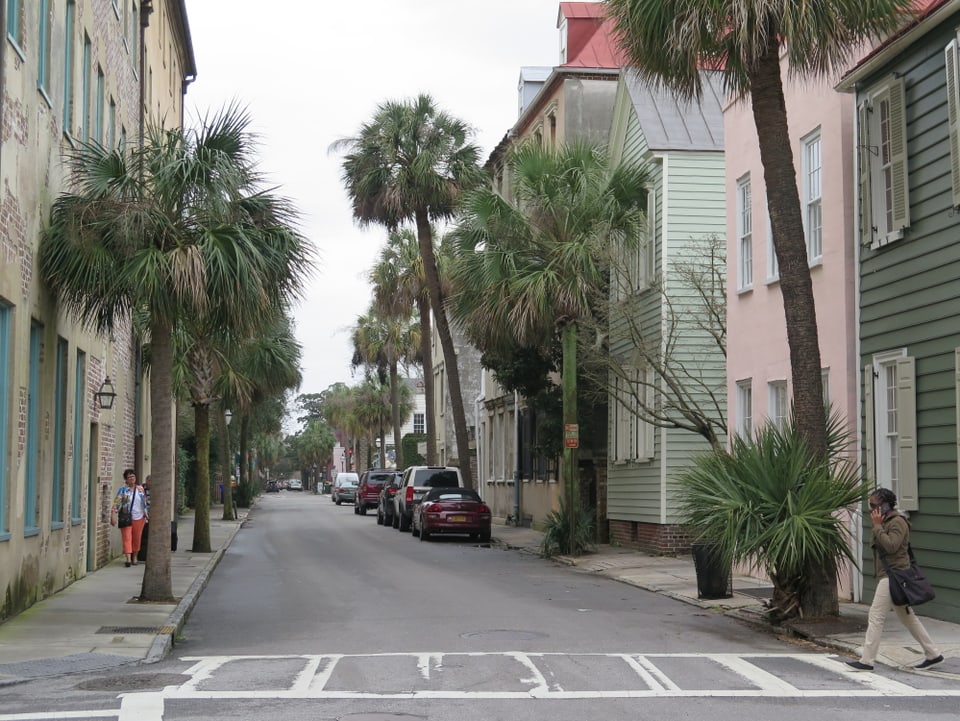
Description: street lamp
94,376,117,409
224,409,233,426
312,463,318,494
223,409,235,520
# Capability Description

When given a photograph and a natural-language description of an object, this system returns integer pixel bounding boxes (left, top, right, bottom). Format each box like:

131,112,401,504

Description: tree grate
96,625,175,634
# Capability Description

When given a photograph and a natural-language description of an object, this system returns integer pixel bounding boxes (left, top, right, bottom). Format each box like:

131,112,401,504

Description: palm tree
605,0,912,615
39,106,313,601
371,228,435,464
450,141,649,552
335,94,485,488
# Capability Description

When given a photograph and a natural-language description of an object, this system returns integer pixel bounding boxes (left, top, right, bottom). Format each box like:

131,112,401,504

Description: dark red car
354,469,395,515
413,487,492,543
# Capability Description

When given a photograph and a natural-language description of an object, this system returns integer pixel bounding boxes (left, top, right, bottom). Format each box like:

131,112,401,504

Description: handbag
117,490,134,528
880,544,936,607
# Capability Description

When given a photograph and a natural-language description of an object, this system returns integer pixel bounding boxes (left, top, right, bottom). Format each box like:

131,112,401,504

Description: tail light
478,504,491,514
426,503,443,513
388,487,397,497
405,486,414,504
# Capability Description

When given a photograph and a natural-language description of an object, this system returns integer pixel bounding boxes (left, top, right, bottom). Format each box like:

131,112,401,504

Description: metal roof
623,69,725,152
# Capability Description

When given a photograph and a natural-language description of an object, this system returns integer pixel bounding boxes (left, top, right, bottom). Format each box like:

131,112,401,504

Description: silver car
332,474,359,506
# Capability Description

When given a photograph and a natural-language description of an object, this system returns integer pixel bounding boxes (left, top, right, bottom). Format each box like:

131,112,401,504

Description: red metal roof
558,2,625,69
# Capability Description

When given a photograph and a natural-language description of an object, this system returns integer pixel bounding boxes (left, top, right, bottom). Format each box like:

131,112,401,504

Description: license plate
449,515,467,522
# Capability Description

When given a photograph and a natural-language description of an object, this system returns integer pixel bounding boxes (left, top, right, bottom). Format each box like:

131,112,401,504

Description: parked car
266,480,280,493
332,473,359,505
413,487,492,542
355,469,395,515
287,478,303,491
393,466,464,532
376,472,403,527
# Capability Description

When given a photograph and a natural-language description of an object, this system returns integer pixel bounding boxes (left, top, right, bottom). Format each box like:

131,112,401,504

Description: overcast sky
183,0,564,398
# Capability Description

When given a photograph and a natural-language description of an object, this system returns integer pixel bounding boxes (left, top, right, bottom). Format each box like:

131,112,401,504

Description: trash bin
691,542,733,599
137,520,178,561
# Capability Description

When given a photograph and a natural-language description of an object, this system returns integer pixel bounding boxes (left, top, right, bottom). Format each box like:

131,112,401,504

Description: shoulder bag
117,491,133,528
880,544,936,607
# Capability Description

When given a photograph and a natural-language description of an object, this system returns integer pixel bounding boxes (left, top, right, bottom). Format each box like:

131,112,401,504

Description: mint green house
605,70,727,552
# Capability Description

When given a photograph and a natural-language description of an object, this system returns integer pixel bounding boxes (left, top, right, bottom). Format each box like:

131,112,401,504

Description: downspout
1,2,6,179
139,1,153,150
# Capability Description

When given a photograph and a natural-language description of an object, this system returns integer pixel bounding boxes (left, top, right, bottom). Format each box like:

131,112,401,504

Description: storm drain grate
96,625,175,635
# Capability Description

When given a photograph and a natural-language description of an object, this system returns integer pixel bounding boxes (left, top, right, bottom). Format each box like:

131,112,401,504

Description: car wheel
353,503,360,514
399,512,411,532
376,508,383,525
392,512,399,529
412,517,420,537
420,525,431,542
335,497,342,506
359,504,367,516
479,529,491,543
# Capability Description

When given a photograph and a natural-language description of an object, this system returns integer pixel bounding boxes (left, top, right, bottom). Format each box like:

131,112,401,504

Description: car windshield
340,480,358,487
416,470,460,487
367,474,392,485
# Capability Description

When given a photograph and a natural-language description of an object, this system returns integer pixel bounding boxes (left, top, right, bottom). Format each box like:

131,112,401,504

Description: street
1,492,958,720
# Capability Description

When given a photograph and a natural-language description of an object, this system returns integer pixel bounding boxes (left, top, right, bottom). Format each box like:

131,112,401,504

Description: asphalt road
2,492,958,720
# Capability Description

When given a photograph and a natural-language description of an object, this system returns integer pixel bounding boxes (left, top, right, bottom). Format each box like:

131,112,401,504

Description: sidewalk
0,507,246,686
0,510,957,686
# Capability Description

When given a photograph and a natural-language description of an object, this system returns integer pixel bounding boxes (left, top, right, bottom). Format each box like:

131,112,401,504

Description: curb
142,516,247,665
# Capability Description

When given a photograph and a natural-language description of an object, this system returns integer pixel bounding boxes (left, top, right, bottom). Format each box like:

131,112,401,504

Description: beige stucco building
0,0,194,620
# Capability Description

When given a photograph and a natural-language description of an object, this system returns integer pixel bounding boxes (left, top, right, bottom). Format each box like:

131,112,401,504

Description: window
822,368,831,412
864,351,917,510
109,97,116,148
736,379,753,438
63,1,76,134
71,350,85,523
81,34,91,142
766,212,778,281
802,131,823,262
768,380,788,429
129,2,139,71
611,368,654,462
413,413,425,435
52,338,68,527
0,303,11,538
858,78,909,248
736,175,753,290
95,67,104,144
25,321,42,535
6,0,22,52
38,0,52,99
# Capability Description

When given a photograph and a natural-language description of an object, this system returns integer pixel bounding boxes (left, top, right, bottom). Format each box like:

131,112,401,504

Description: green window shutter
888,78,910,231
864,364,876,484
896,356,918,511
955,348,960,512
857,102,873,246
945,40,960,208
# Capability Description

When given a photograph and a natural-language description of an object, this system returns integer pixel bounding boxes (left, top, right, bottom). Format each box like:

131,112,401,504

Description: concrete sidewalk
0,506,246,685
1,507,958,686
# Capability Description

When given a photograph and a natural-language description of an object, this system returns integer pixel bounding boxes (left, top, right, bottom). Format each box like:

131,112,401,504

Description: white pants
860,577,940,665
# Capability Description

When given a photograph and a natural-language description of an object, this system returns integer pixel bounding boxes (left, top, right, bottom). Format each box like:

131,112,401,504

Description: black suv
393,466,464,532
354,469,396,515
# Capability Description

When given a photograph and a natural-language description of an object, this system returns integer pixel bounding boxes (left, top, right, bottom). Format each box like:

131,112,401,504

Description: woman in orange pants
110,469,149,567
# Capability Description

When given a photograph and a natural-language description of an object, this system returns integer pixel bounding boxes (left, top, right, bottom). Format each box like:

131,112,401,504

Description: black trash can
691,542,733,599
137,520,178,561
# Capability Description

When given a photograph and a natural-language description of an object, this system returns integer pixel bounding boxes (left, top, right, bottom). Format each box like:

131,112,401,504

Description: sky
183,0,565,398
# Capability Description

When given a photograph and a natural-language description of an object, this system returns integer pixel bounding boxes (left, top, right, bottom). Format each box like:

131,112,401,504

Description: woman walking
110,469,149,567
847,488,942,671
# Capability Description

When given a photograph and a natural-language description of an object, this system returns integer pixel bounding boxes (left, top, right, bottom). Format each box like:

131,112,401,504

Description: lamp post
312,463,318,494
223,409,235,520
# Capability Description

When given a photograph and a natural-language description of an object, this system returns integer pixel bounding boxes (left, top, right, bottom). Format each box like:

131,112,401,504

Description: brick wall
609,520,695,555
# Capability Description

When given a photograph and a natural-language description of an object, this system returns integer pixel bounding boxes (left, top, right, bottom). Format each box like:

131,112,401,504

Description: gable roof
623,69,725,152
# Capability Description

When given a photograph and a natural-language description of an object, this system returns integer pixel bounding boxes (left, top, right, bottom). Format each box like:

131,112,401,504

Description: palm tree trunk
191,404,212,552
141,320,175,602
562,323,580,552
390,359,402,468
418,295,437,464
749,40,827,462
415,210,472,488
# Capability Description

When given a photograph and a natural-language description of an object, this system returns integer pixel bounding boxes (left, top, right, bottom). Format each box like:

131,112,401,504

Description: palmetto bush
540,498,596,558
676,416,869,620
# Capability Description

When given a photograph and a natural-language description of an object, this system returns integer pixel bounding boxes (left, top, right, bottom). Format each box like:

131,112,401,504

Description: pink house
724,67,860,597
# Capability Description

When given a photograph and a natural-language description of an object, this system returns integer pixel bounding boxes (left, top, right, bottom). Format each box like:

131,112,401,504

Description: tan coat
871,512,911,579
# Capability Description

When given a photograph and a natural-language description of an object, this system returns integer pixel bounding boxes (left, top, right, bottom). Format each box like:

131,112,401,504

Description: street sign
564,423,579,449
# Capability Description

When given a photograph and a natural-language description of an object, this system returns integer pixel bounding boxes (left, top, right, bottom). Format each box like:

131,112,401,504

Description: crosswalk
151,650,960,699
1,651,956,721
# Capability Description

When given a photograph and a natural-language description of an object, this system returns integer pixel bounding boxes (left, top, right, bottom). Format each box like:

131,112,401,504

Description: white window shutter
644,186,657,288
945,40,960,207
864,364,876,485
857,102,873,246
888,77,910,231
896,356,918,511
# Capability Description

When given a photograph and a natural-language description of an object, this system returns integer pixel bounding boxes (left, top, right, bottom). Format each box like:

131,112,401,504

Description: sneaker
914,655,943,669
846,660,874,671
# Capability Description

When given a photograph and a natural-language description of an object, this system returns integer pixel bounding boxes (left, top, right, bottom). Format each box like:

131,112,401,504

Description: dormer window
559,17,568,63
